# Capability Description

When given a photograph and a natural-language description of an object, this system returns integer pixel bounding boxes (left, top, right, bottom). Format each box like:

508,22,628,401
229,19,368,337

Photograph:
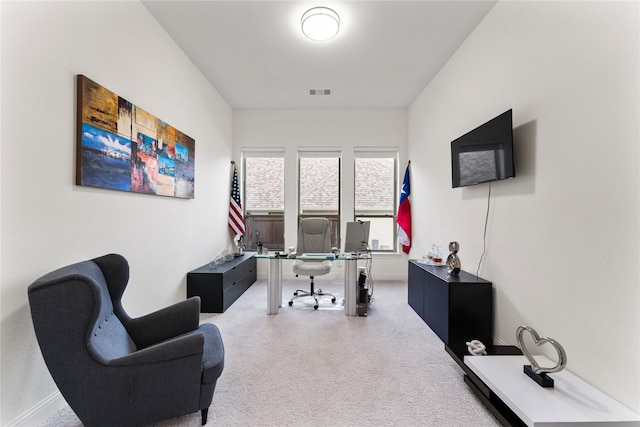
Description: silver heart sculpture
516,325,567,374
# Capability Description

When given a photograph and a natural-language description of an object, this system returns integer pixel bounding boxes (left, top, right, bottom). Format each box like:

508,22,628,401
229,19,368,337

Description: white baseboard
7,390,65,427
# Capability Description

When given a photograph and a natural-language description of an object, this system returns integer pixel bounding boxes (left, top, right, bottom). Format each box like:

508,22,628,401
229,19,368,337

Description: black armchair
27,254,224,426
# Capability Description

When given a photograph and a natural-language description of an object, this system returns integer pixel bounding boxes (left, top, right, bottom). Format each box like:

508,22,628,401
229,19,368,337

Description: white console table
464,355,640,426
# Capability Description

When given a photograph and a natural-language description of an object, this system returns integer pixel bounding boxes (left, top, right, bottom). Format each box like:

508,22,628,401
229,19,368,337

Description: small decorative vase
446,241,461,275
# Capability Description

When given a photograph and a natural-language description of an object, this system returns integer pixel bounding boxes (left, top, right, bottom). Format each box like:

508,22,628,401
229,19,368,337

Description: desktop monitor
344,221,370,253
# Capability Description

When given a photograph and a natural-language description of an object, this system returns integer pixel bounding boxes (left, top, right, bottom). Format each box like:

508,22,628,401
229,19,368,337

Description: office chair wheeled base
289,276,336,310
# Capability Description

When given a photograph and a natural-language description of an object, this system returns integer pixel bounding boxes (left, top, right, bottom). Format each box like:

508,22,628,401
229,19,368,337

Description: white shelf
464,355,640,426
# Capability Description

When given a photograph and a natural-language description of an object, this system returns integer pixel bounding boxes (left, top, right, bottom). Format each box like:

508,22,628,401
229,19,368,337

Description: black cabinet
408,260,493,347
187,253,257,313
408,261,425,318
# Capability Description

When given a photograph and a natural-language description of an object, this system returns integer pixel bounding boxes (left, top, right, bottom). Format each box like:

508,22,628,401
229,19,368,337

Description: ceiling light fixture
301,7,340,41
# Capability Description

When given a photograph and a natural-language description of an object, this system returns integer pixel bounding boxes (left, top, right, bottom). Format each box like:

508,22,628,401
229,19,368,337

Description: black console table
187,253,256,313
408,260,493,347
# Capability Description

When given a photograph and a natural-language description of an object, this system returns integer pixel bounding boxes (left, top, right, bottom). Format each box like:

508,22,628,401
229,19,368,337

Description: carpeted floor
42,279,500,426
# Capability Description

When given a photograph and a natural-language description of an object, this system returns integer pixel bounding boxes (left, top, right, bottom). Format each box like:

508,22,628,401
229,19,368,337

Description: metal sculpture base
524,365,554,387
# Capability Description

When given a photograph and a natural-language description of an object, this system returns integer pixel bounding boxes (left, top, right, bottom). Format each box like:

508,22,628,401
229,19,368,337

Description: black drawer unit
408,260,425,318
408,260,493,347
187,253,257,313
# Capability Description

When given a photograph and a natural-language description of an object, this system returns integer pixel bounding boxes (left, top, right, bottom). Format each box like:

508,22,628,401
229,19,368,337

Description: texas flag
397,162,412,254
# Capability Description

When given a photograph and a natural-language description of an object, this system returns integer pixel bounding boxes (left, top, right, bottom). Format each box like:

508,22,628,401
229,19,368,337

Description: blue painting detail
137,132,156,156
81,123,132,191
158,155,176,177
175,144,188,164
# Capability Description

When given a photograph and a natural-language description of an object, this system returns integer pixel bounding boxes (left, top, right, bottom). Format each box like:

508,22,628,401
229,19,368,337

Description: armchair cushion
123,297,201,349
199,323,225,383
99,332,205,367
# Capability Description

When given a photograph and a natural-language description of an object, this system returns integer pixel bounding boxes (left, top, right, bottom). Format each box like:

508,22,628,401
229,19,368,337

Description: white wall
0,1,232,424
3,0,638,423
233,109,408,280
408,0,639,411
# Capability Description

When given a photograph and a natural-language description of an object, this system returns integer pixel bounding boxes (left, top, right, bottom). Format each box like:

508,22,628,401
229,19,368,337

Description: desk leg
267,257,282,315
344,259,357,316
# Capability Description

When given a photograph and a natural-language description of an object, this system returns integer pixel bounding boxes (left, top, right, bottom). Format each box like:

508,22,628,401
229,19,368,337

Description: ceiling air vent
309,89,331,96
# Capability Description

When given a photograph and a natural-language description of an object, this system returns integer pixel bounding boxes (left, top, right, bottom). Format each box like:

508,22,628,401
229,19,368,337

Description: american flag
228,164,245,236
397,162,412,254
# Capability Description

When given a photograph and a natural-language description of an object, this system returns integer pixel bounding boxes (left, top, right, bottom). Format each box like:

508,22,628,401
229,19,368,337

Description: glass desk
255,253,369,316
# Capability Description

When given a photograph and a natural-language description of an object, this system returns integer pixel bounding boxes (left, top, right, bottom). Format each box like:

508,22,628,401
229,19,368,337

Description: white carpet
42,279,500,426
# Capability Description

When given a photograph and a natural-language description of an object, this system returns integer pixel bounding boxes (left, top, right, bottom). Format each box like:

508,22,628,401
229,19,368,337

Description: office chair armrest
126,297,201,349
106,332,205,366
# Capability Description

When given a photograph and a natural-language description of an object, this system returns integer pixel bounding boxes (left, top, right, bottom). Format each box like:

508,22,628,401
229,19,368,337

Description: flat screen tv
451,109,515,188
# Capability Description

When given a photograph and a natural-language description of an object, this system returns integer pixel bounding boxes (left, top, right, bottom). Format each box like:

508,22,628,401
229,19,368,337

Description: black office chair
289,218,337,309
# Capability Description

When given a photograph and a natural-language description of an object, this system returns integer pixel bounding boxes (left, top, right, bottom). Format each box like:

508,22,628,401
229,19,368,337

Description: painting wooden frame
76,75,195,199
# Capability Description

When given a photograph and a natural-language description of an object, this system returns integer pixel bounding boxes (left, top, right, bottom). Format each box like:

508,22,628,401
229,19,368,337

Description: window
243,151,285,251
354,150,397,252
298,150,341,248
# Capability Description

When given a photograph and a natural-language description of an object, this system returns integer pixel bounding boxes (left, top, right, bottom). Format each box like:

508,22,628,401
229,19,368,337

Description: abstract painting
76,75,195,199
